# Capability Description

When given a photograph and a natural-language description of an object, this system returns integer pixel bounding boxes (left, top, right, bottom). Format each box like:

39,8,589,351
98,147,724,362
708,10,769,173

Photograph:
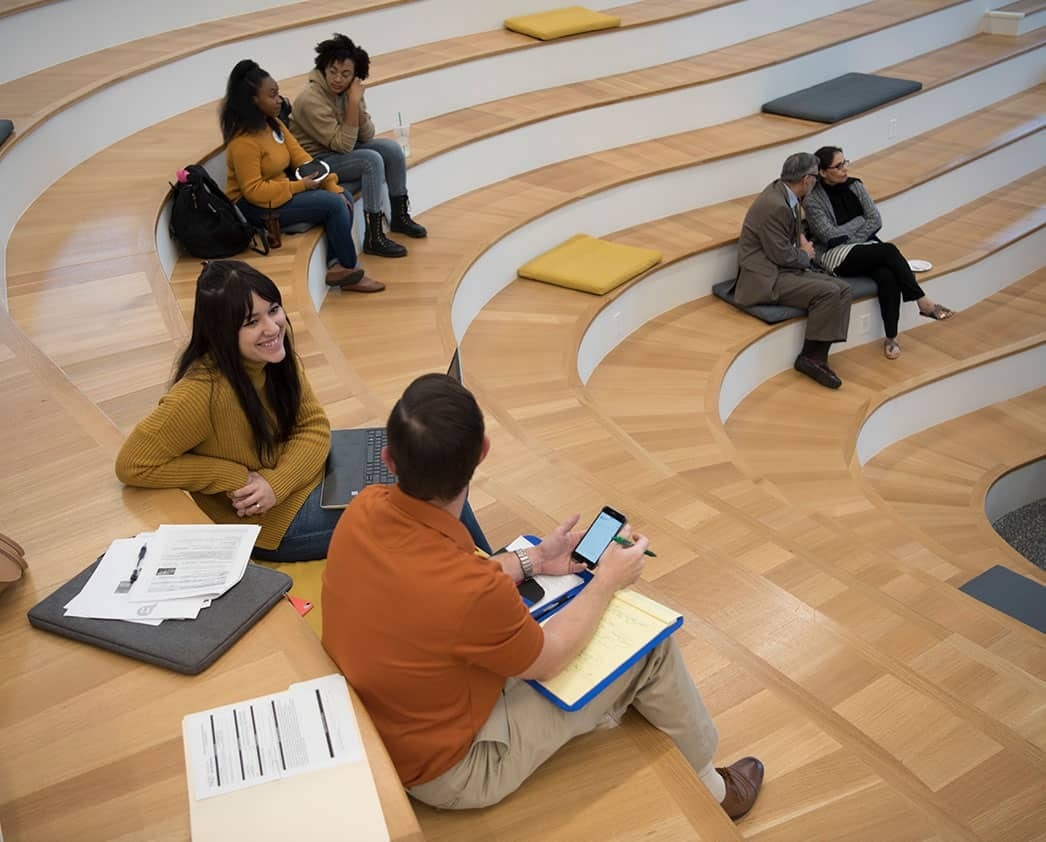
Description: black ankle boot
363,211,407,258
389,195,427,238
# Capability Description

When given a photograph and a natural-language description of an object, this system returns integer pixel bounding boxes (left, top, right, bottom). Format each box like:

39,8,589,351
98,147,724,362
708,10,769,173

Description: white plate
908,259,932,272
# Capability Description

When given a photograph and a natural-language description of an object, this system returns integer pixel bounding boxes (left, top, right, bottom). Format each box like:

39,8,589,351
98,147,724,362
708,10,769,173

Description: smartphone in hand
571,506,626,569
294,160,330,181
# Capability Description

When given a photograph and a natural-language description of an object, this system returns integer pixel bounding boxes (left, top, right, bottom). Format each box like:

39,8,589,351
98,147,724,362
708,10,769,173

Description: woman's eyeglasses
826,159,851,171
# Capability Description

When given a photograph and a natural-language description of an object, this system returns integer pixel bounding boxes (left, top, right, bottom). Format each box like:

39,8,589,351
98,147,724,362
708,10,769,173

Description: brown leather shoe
325,264,364,287
340,274,385,293
717,756,764,820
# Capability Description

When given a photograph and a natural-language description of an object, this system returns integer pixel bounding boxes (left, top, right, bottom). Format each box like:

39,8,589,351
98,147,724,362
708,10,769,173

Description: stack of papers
63,524,260,626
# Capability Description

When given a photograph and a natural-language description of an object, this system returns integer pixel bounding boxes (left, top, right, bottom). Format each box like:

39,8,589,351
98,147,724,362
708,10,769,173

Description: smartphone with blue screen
571,506,626,569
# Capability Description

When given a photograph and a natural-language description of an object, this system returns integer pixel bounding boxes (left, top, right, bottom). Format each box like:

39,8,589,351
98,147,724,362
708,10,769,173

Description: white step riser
450,49,1044,342
368,0,874,132
406,0,1006,211
719,228,1046,423
0,0,611,85
857,342,1046,465
986,459,1046,523
574,130,1044,391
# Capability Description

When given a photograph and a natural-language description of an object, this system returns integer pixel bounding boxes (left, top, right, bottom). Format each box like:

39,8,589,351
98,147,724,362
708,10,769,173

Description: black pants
835,242,924,338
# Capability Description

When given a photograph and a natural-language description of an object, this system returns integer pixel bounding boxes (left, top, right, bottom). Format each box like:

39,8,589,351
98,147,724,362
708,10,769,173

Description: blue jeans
252,484,491,562
238,191,359,271
318,138,408,214
251,483,342,563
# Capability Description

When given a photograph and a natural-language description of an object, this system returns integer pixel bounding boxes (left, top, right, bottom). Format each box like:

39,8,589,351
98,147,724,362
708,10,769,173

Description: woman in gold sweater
117,260,491,560
222,59,384,293
116,260,341,561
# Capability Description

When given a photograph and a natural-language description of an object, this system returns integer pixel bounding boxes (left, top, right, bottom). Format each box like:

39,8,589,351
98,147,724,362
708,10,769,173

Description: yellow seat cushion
504,7,621,40
517,234,662,295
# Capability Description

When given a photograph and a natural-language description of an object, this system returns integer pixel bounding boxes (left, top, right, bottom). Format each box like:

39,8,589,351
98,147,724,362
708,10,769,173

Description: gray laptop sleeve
28,561,292,674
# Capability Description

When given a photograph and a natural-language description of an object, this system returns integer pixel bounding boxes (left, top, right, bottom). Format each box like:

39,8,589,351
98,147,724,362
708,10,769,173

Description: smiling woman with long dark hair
116,260,341,561
116,260,490,560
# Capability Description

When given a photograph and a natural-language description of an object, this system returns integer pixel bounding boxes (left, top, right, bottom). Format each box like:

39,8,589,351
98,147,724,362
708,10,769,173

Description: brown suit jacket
735,179,812,306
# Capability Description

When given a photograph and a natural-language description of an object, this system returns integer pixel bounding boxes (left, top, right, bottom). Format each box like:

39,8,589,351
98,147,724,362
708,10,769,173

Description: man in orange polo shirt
322,373,764,817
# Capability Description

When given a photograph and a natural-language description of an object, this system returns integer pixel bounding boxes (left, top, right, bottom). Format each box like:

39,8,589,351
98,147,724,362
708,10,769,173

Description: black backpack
169,164,269,259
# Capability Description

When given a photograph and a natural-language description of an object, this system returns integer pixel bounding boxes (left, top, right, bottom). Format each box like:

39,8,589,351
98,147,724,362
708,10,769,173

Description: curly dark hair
313,33,370,80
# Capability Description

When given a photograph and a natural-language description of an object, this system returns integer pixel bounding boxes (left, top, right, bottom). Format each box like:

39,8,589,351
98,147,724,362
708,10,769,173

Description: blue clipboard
515,535,683,711
527,613,682,711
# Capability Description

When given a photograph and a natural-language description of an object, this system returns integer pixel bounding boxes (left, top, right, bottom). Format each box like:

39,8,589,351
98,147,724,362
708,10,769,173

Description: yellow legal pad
504,7,622,41
517,234,662,295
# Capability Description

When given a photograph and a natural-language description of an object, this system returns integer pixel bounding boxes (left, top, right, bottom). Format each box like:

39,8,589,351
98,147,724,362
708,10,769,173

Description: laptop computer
319,351,463,510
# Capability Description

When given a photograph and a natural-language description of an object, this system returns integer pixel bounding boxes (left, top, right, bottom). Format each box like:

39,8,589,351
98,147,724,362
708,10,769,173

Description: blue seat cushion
713,275,877,325
762,73,922,124
0,119,13,148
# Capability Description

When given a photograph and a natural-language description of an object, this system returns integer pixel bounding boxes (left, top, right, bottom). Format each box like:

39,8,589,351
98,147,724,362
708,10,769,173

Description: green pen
612,535,657,557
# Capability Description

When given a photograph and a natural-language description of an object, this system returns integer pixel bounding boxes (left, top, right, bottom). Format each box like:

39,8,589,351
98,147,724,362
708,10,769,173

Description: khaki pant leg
775,271,852,342
408,638,719,810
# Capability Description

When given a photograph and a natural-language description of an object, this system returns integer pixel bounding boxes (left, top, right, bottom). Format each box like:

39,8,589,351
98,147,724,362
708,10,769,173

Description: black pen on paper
129,544,147,584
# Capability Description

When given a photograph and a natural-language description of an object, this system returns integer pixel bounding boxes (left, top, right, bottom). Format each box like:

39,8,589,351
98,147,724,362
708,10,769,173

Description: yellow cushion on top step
518,234,662,294
504,6,621,40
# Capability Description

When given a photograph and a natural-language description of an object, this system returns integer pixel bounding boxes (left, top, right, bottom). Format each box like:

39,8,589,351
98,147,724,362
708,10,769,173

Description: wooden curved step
864,386,1046,580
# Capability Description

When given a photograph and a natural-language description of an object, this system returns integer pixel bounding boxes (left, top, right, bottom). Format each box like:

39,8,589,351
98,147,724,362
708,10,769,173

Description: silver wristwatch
514,547,534,580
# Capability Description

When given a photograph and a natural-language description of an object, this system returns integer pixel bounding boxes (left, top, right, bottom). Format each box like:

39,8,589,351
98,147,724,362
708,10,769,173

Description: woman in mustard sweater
222,59,384,293
117,260,490,561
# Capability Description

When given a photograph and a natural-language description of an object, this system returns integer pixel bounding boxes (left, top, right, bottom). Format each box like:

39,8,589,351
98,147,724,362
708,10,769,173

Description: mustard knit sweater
225,118,342,208
115,358,330,550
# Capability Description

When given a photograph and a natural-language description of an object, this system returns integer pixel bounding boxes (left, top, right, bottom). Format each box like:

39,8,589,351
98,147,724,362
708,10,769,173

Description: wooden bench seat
0,0,732,159
405,0,971,166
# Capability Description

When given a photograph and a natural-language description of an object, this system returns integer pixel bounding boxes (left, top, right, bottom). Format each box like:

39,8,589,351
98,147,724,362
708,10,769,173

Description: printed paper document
184,674,363,800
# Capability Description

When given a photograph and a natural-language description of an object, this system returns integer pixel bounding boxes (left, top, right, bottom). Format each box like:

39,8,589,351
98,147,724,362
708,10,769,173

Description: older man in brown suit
737,152,852,388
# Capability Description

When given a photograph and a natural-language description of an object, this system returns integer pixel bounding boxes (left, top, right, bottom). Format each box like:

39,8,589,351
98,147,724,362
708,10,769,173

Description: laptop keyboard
365,428,396,486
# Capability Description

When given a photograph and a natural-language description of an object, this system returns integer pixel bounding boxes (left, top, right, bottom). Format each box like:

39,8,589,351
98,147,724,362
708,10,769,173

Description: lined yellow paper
537,589,680,707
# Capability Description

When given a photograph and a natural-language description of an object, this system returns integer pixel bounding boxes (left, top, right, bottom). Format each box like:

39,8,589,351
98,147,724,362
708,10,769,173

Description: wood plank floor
457,235,1045,841
1,3,1043,839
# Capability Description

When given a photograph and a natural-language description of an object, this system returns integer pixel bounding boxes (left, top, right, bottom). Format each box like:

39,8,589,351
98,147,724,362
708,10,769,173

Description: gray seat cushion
762,73,922,124
0,119,13,148
713,275,877,325
713,279,804,324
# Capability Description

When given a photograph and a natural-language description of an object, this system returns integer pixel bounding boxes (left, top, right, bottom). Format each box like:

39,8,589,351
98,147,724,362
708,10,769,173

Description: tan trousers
775,270,853,342
408,638,719,809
